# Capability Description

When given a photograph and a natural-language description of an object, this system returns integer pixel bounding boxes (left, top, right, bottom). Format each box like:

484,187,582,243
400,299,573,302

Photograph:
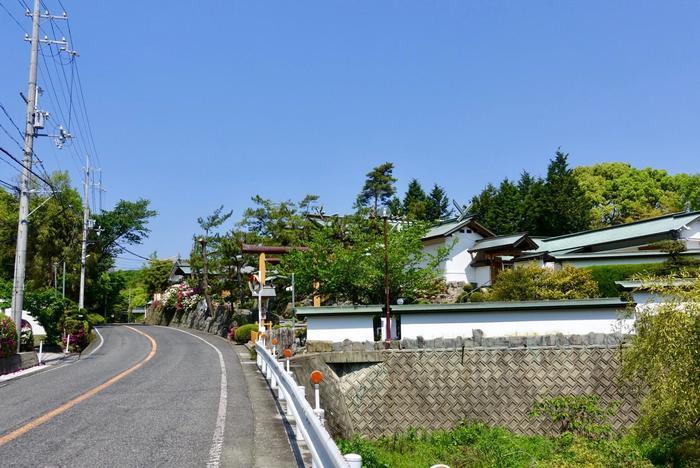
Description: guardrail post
295,385,306,441
344,453,362,468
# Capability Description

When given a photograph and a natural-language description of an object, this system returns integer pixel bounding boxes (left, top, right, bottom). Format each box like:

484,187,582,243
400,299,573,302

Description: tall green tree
537,151,592,236
425,184,451,221
355,162,397,213
574,163,700,228
402,179,428,220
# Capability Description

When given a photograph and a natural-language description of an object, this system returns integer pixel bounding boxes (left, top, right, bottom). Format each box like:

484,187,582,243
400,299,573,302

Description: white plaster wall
400,309,631,339
306,315,375,342
474,266,491,287
681,218,700,249
423,231,484,284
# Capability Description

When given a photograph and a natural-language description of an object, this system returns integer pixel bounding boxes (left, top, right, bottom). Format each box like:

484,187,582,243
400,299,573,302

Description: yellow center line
0,325,157,447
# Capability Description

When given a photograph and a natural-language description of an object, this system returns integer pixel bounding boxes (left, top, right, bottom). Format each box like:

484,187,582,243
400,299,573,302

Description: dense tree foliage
389,179,453,221
355,162,397,213
622,276,700,450
575,163,700,228
469,151,591,236
480,264,599,301
471,158,700,236
280,215,448,304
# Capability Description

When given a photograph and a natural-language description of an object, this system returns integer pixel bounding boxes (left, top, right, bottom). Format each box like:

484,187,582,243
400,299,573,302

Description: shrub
621,277,700,449
234,323,259,344
490,264,599,301
86,313,106,327
529,395,619,440
62,317,89,352
585,263,663,296
0,314,17,357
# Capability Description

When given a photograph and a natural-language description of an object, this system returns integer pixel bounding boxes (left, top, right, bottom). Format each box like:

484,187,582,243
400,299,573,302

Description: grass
336,422,674,468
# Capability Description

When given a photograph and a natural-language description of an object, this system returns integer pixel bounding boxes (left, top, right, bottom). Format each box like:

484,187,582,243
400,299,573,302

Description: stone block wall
290,336,639,439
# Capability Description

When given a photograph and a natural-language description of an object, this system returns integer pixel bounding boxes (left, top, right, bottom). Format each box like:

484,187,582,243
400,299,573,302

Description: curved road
0,325,300,467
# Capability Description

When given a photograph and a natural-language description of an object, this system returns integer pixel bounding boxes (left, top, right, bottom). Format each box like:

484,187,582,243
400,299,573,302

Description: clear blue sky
1,1,699,269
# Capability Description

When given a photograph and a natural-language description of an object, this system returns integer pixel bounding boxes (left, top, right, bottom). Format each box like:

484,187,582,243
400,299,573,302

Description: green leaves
487,264,599,301
621,277,700,442
280,215,447,305
530,395,619,440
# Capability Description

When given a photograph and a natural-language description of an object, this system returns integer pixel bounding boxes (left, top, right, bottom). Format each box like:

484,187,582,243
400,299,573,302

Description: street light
379,206,391,348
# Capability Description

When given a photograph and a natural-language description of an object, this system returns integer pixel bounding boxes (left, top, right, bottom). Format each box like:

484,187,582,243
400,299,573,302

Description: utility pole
78,155,90,310
10,0,73,351
10,0,41,350
62,261,66,299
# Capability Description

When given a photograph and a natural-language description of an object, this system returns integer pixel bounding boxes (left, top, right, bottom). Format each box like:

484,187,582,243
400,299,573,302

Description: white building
424,210,700,287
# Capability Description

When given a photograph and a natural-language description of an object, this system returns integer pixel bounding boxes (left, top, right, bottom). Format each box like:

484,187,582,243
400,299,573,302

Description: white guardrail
255,340,361,468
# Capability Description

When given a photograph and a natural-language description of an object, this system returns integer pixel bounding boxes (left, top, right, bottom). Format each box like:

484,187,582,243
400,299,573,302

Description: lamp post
379,206,391,348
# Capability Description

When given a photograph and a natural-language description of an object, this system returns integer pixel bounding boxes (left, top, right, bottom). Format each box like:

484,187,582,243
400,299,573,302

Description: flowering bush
162,283,202,313
62,317,89,352
0,315,17,357
20,319,33,352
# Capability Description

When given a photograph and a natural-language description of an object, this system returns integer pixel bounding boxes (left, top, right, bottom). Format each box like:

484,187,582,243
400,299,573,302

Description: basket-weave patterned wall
291,345,639,438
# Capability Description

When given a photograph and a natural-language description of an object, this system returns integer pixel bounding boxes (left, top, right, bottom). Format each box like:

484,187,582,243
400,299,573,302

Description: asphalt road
0,325,299,467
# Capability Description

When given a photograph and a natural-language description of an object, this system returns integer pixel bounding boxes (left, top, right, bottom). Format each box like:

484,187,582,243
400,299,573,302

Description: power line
0,102,24,138
0,0,26,32
115,242,151,261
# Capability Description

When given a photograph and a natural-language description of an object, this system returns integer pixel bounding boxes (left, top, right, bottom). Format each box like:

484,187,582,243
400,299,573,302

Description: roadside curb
0,353,79,384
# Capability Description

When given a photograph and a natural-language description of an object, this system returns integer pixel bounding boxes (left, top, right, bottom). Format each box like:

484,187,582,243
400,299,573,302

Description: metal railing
255,340,360,468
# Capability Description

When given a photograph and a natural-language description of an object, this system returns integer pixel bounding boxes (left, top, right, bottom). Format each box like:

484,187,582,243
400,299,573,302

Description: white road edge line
86,327,104,358
163,327,227,468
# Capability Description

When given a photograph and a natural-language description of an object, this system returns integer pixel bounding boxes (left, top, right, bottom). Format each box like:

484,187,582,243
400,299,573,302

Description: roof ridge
475,232,528,241
541,210,700,243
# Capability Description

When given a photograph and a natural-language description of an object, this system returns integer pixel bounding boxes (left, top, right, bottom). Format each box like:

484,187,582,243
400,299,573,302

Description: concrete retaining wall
290,335,638,439
0,351,38,376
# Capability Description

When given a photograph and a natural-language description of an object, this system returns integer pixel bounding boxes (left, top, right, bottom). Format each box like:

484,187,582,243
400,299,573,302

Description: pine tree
355,162,397,213
403,179,428,220
426,184,451,221
536,151,591,236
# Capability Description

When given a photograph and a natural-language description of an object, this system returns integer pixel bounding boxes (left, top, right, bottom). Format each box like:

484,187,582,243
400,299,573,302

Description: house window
466,229,472,233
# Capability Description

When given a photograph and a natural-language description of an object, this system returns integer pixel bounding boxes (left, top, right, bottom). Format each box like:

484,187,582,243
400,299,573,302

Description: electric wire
0,0,26,32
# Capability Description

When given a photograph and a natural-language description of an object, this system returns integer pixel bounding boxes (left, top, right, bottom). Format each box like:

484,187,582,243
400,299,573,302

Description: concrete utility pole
78,155,90,310
10,0,41,349
10,0,73,351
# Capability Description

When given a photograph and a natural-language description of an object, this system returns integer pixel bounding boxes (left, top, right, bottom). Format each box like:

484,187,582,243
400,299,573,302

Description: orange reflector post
283,349,293,358
271,338,278,345
310,370,323,385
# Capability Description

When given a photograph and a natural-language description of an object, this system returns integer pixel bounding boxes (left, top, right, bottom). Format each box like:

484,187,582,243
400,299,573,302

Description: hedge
584,263,663,297
234,323,259,344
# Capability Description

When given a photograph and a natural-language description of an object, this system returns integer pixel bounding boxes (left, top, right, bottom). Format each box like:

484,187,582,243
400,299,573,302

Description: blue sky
1,1,699,269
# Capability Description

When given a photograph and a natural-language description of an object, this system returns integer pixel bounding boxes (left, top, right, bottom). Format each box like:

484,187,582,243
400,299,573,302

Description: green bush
234,323,259,344
585,263,663,296
86,313,106,327
529,395,619,440
0,314,17,357
489,264,599,301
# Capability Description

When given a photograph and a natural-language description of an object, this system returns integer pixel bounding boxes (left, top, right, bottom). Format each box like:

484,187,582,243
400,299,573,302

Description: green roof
531,211,700,254
296,297,629,317
470,233,537,252
422,217,494,241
